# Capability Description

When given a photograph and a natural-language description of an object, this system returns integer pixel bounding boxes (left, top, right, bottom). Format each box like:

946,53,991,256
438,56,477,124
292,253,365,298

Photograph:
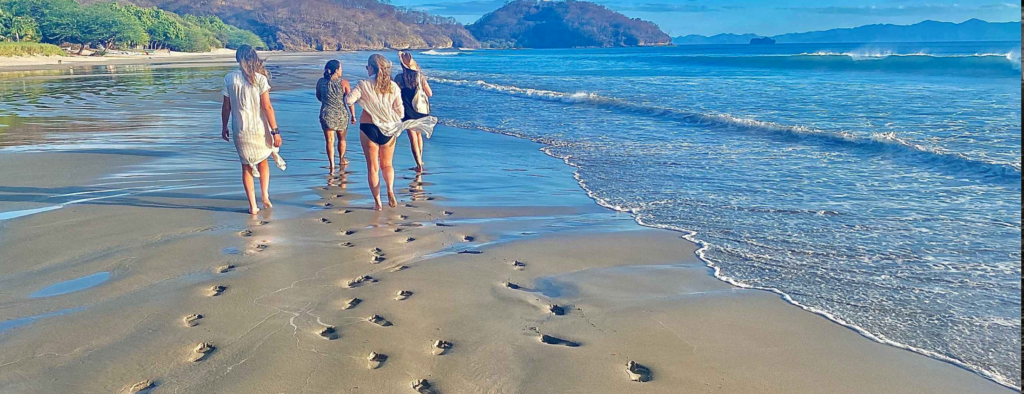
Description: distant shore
0,48,342,72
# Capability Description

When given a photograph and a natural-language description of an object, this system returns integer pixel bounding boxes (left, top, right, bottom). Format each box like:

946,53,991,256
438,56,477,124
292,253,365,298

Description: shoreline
536,141,1022,391
0,60,1017,393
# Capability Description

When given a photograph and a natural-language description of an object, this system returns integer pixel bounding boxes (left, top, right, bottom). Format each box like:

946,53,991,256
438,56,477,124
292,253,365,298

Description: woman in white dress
221,45,283,215
346,54,436,210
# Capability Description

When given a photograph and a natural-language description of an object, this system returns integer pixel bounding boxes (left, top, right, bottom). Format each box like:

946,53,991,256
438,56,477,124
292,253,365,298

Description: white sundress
223,69,282,176
346,78,437,139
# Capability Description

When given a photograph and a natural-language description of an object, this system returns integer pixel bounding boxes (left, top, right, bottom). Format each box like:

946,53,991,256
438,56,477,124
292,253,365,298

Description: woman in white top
221,45,283,215
346,54,436,210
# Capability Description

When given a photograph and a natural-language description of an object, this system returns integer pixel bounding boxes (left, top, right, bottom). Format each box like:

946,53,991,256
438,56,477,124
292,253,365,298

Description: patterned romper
316,78,350,131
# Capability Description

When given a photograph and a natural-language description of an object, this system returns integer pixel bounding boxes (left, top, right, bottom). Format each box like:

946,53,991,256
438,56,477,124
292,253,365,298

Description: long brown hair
399,51,420,89
367,54,392,94
236,45,269,85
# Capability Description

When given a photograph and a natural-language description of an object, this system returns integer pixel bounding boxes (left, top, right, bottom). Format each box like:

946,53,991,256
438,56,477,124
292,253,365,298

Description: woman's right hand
222,127,230,142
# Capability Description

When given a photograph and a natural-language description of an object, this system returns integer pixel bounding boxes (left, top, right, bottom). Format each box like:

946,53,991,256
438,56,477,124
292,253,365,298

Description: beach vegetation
0,41,63,56
0,0,265,56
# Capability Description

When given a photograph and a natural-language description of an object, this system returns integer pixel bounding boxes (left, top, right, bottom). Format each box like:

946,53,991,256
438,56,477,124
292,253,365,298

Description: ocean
411,42,1022,389
0,41,1020,390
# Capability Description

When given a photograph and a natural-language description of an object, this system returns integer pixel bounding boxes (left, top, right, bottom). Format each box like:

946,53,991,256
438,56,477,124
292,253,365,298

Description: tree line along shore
0,0,266,57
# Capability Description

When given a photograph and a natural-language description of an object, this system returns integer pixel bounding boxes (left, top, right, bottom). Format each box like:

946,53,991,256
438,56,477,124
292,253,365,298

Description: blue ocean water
408,42,1022,388
0,41,1019,389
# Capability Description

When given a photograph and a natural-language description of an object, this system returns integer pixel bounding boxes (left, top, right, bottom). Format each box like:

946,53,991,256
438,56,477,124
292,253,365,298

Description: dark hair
324,60,341,80
235,44,269,85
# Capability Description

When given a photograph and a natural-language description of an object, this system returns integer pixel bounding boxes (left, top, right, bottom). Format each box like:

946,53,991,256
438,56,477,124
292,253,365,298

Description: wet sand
0,60,1017,393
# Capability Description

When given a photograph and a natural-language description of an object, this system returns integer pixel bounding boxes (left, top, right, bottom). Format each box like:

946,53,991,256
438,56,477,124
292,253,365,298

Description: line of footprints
136,217,652,394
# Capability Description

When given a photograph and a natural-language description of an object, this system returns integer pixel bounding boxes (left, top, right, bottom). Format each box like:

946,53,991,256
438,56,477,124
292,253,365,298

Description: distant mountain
468,0,671,48
87,0,479,51
675,19,1021,45
673,33,758,45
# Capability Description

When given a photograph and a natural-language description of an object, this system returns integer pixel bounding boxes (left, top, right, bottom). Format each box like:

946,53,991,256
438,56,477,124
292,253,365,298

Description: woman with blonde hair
346,54,436,210
395,51,433,173
221,44,284,215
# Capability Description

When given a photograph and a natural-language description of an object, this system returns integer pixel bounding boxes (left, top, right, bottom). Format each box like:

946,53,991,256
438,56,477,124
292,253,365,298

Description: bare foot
341,157,350,165
249,206,260,215
387,191,398,208
374,201,384,211
263,200,273,209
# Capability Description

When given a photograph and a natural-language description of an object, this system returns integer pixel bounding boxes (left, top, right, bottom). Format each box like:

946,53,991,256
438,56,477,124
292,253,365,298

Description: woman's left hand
273,134,283,148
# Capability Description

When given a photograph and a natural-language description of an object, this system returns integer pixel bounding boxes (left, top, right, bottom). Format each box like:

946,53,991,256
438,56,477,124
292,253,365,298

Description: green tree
82,3,148,49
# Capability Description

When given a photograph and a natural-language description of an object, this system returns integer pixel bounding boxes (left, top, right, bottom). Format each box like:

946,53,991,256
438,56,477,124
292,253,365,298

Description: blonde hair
368,54,393,95
236,45,269,85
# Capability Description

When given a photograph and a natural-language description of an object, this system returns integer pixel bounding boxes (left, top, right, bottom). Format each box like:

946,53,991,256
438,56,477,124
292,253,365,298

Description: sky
390,0,1023,36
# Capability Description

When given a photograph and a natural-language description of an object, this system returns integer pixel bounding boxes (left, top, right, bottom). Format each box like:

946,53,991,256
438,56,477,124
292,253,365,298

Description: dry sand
0,152,1014,394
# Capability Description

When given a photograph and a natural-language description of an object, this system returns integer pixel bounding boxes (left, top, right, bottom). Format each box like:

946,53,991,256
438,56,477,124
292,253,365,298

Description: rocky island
467,0,671,48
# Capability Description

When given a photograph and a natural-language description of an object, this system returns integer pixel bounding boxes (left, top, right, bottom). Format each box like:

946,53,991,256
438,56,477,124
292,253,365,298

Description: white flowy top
223,69,274,166
346,78,437,138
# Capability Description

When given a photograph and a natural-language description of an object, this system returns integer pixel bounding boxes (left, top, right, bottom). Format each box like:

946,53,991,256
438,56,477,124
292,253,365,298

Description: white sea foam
431,77,1022,181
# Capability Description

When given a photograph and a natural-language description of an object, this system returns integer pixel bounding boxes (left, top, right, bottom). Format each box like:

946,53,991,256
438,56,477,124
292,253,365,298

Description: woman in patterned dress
316,60,356,172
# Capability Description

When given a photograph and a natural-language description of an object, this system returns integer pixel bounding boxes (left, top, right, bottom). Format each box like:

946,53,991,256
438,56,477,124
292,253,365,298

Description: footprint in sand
399,215,410,220
463,236,475,242
342,298,362,310
458,250,482,255
435,223,454,227
207,285,227,297
504,282,523,290
395,290,413,301
251,243,269,253
404,237,417,243
390,265,409,273
340,242,355,248
372,256,387,264
340,209,353,214
626,361,652,382
335,194,345,198
239,229,253,237
367,315,392,327
405,204,417,208
323,202,334,208
183,314,203,327
318,326,340,340
216,265,236,274
442,210,454,216
319,218,333,224
344,276,377,288
258,221,271,226
539,334,580,348
343,230,357,236
512,260,527,270
122,380,154,394
370,247,385,256
549,305,566,316
411,379,439,394
367,352,388,369
431,340,453,356
188,342,215,362
393,228,405,233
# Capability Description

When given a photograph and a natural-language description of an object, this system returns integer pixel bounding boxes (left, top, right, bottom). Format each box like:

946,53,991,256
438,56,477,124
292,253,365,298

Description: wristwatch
270,128,281,136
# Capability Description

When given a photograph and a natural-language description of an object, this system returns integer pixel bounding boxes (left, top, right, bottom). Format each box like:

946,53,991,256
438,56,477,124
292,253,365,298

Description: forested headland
0,0,265,55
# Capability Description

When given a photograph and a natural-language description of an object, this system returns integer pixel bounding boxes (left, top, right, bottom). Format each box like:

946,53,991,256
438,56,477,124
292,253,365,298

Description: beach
0,54,1019,394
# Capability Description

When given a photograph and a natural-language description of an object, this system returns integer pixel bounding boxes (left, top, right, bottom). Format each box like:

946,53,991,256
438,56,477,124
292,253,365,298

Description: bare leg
407,131,422,173
360,131,383,211
241,164,259,215
324,129,336,172
337,129,349,165
380,137,398,208
415,131,425,172
258,159,272,209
